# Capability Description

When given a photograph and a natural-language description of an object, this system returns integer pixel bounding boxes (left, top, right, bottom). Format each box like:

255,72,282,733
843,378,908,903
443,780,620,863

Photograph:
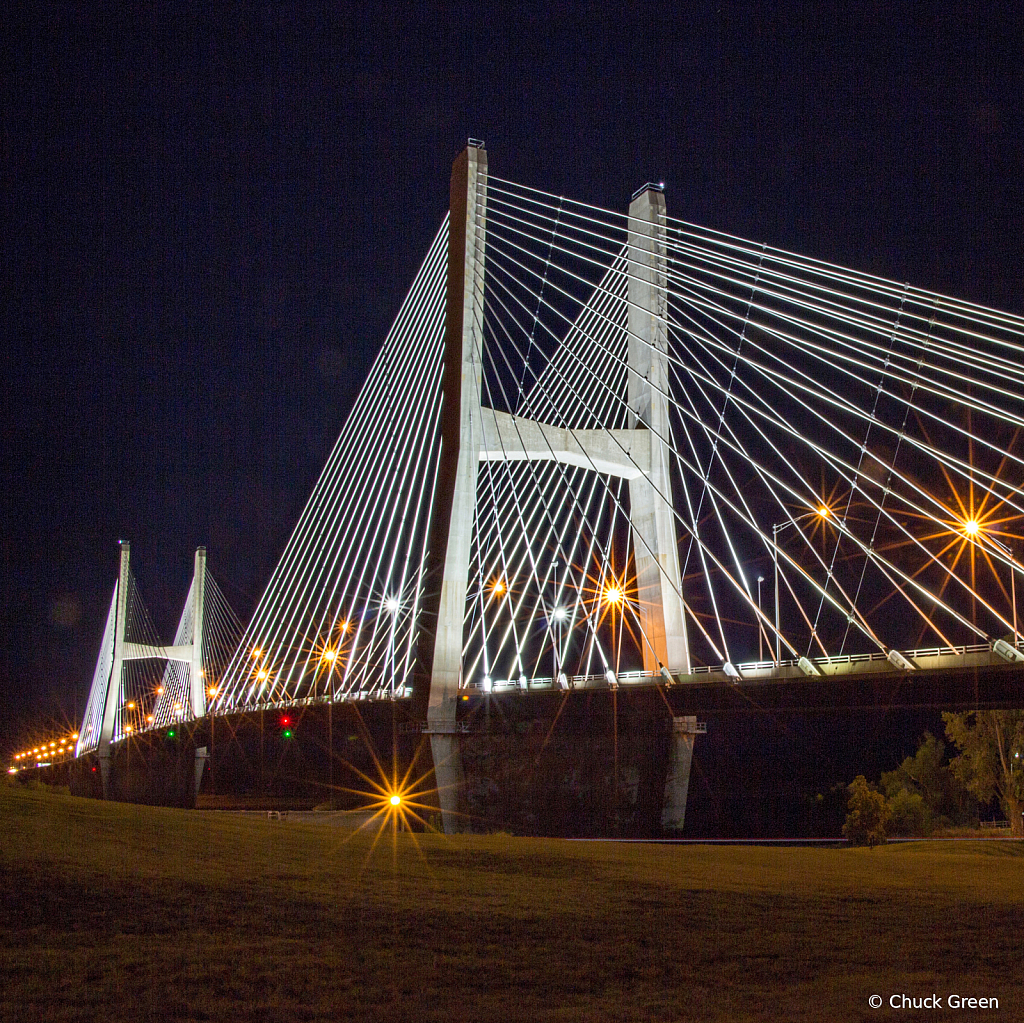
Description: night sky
3,3,1023,751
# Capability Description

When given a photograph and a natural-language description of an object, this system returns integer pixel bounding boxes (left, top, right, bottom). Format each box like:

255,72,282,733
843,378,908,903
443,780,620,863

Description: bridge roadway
469,639,1022,690
457,640,1023,713
184,639,1024,727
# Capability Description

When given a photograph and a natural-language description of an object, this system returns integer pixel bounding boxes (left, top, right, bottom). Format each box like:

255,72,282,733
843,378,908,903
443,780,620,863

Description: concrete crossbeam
123,643,194,662
479,410,650,478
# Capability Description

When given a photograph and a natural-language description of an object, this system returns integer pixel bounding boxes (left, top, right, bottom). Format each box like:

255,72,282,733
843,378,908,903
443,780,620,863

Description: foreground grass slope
2,785,1022,1022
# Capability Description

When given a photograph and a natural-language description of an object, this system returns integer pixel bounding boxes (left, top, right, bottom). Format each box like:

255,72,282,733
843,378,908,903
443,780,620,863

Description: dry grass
2,783,1022,1021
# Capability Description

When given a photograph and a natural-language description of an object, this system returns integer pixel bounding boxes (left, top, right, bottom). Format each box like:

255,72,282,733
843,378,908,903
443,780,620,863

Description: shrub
843,775,889,847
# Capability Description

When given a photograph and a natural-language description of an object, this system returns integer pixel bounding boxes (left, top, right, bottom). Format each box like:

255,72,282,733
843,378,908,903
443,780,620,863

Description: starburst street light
603,585,623,606
963,518,981,537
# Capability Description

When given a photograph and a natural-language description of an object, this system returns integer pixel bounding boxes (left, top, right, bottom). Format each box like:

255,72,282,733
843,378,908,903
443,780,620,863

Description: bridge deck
465,639,1024,693
108,640,1022,747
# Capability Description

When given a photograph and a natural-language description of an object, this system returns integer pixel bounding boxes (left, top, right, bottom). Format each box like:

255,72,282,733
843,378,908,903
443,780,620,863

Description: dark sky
3,2,1023,749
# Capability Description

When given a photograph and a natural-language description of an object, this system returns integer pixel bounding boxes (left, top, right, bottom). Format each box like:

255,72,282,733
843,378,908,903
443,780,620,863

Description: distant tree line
843,710,1024,846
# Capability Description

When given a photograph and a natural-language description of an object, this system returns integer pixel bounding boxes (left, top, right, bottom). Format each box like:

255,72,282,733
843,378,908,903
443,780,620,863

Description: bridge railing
116,636,1019,731
465,637,1019,693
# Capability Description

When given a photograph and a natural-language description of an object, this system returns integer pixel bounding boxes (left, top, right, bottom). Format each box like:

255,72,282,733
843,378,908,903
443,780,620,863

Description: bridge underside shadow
658,661,1024,714
55,663,1020,837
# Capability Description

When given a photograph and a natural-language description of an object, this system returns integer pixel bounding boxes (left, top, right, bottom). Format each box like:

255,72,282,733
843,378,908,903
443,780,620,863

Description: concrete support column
661,715,700,831
194,746,208,798
189,546,208,718
191,547,209,800
415,141,488,834
626,187,689,674
98,542,131,798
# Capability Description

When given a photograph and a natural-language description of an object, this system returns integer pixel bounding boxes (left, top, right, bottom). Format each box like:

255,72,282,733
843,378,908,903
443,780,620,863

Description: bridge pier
661,716,702,831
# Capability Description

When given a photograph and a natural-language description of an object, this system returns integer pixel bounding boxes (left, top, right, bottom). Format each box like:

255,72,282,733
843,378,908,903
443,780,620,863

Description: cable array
217,219,449,708
109,168,1024,720
153,570,244,726
475,176,1024,678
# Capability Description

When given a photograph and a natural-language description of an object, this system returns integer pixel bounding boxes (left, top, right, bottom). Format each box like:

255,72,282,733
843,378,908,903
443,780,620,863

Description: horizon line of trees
843,709,1024,846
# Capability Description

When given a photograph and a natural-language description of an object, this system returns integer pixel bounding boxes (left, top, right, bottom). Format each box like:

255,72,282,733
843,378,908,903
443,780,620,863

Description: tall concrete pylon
626,186,690,676
416,141,489,834
417,148,691,833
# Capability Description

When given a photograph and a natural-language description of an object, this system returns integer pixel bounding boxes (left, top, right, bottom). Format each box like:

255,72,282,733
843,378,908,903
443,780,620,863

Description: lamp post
757,575,765,662
988,535,1018,647
772,509,825,664
773,523,784,664
384,596,400,697
551,558,560,682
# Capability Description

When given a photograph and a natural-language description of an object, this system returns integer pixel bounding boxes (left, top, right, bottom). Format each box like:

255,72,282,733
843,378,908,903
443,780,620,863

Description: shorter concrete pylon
97,542,132,797
661,715,703,832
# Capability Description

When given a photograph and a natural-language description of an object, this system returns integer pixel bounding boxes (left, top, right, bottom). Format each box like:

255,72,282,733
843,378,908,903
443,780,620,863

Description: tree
843,775,889,847
943,711,1024,838
885,787,929,837
880,731,977,830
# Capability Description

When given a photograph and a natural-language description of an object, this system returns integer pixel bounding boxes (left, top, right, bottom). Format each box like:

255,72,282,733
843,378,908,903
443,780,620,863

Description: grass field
2,783,1022,1022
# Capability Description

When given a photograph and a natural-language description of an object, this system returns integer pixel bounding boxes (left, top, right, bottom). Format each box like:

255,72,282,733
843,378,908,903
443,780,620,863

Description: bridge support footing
661,716,700,832
194,746,208,797
428,729,466,835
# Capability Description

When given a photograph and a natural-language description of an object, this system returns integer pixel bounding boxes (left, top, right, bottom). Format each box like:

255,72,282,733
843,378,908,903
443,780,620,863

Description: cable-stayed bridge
69,142,1024,830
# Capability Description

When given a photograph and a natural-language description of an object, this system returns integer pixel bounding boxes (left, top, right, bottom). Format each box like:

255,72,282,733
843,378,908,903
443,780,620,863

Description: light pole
773,508,828,665
757,575,765,662
384,596,400,698
550,558,560,682
773,523,783,664
987,535,1018,647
